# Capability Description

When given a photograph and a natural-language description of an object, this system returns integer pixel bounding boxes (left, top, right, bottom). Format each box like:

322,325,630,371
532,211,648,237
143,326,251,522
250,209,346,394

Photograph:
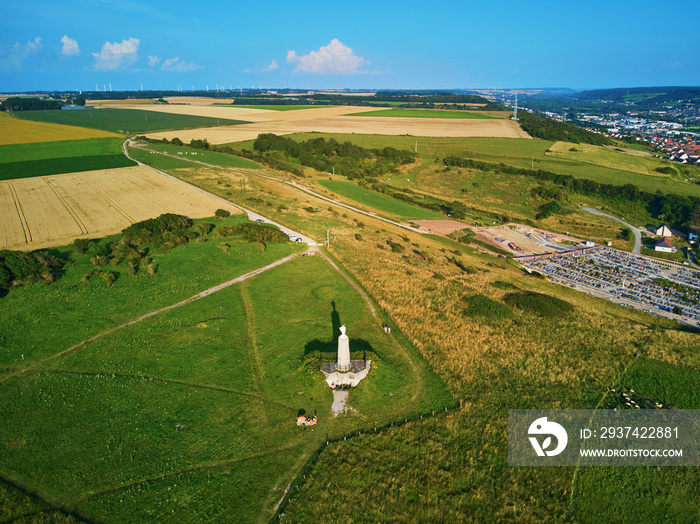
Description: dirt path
0,253,299,384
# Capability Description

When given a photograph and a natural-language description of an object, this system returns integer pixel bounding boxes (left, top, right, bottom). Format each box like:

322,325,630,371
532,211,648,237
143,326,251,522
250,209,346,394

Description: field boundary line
73,444,299,503
78,173,136,223
239,282,270,423
8,182,32,243
0,253,298,384
34,369,296,410
44,178,89,235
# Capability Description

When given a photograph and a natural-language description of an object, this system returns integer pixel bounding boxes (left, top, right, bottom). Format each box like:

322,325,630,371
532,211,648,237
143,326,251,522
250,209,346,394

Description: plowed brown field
0,165,241,251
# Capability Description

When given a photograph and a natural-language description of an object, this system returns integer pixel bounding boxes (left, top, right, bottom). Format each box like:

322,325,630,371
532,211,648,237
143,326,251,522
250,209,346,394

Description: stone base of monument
321,360,371,388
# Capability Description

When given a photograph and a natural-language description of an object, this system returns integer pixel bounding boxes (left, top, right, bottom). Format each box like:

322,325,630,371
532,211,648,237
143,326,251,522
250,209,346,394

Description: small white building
689,226,699,242
654,238,674,252
655,224,673,237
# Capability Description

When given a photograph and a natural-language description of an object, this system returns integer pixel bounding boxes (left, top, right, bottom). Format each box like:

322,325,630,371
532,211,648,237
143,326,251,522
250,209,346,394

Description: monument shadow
303,301,378,363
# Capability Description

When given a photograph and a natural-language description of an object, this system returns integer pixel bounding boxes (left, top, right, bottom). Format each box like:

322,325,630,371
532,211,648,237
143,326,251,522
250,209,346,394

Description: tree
215,209,230,219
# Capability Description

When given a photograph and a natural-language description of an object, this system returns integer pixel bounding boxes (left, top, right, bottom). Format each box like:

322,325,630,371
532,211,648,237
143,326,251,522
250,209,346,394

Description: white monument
320,325,371,388
336,325,352,372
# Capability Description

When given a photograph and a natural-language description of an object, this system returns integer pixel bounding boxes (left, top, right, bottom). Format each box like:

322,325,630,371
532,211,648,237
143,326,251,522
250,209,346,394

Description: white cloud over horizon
243,60,279,74
61,35,80,56
287,39,367,74
161,56,202,73
92,37,139,70
0,37,42,71
148,55,161,66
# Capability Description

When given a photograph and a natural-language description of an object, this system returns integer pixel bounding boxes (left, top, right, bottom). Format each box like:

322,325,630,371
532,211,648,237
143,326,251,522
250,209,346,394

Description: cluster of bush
0,250,65,296
252,134,416,179
121,213,194,248
74,237,157,280
216,222,289,243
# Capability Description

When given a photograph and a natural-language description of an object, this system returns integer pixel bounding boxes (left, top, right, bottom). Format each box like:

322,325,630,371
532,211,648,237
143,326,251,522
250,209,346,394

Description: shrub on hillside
0,249,65,296
216,223,289,243
122,214,192,246
504,292,574,318
73,238,91,254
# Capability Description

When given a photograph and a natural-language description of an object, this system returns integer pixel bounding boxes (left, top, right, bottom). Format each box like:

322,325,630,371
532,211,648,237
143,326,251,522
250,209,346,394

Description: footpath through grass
14,108,250,134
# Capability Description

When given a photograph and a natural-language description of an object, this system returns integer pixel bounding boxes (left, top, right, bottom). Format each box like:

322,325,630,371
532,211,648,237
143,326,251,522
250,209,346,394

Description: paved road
582,207,642,254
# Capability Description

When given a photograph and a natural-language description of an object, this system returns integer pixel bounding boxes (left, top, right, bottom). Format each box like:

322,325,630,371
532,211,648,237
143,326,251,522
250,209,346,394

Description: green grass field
317,180,444,220
0,214,454,522
0,137,124,163
131,142,263,170
573,359,700,523
353,108,497,119
0,137,137,180
14,109,249,134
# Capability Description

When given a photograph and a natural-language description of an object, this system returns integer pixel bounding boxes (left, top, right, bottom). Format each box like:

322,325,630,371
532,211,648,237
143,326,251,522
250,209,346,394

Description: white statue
337,325,351,372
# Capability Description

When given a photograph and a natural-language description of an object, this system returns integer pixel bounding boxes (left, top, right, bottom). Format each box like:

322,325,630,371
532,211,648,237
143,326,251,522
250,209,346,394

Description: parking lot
521,247,700,327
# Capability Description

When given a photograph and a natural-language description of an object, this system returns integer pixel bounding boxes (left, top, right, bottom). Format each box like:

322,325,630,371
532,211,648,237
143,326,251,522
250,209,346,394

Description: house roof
654,237,673,248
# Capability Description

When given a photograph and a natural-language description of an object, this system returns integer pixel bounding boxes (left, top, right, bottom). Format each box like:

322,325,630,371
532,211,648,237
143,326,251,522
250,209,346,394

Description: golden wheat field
0,165,241,251
0,112,120,145
145,116,529,145
99,102,385,123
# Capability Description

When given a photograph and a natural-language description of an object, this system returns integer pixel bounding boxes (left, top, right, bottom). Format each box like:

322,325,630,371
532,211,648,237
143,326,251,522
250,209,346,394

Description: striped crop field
0,165,242,251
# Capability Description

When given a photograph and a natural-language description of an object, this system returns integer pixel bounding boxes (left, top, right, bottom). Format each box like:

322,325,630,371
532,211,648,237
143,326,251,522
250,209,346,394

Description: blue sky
1,0,697,92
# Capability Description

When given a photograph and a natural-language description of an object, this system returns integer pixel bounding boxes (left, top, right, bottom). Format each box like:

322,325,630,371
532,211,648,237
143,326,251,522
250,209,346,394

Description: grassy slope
156,150,696,522
353,108,497,119
0,215,290,367
227,134,700,199
317,180,444,220
14,108,249,134
280,217,700,522
574,359,700,523
131,130,700,521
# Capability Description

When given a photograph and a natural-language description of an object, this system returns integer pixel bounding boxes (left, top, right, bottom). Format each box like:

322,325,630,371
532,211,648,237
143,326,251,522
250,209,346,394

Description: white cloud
0,37,42,70
92,37,139,70
61,35,80,56
148,55,161,67
243,60,279,74
286,39,367,74
262,60,278,71
161,56,202,73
